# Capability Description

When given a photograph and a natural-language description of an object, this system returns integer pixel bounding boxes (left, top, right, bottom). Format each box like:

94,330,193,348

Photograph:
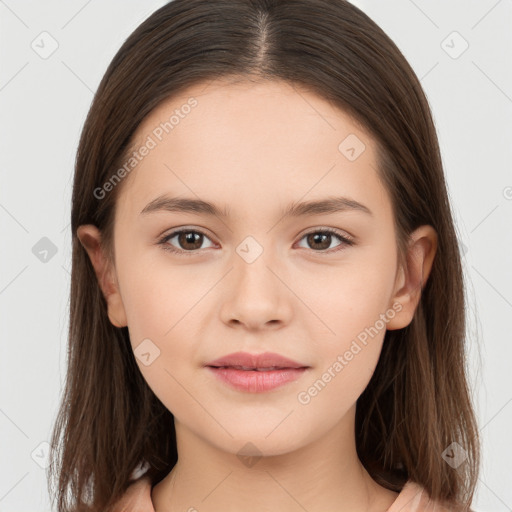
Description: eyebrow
139,195,373,219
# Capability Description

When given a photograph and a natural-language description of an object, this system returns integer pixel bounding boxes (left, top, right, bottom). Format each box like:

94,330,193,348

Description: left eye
158,228,354,255
296,229,354,252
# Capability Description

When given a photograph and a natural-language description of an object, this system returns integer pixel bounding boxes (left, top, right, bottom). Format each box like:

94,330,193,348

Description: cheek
294,251,397,344
115,256,210,397
310,286,388,407
295,334,384,427
294,249,396,397
119,268,205,416
294,266,395,416
117,251,207,346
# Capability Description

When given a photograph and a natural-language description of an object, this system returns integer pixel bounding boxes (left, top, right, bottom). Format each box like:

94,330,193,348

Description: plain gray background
1,0,511,510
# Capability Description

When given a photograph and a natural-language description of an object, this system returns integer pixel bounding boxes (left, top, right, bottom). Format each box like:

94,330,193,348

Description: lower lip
206,366,308,392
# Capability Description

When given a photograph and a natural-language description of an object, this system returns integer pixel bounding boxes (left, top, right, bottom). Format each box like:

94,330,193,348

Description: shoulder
111,475,155,512
111,476,470,512
387,480,466,512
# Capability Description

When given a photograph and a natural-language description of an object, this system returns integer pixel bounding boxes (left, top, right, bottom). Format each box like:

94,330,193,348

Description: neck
151,405,399,512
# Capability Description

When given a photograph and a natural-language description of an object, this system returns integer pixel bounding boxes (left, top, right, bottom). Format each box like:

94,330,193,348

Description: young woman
48,1,480,511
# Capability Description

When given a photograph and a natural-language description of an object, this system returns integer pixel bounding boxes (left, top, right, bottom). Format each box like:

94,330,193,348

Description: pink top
112,476,454,512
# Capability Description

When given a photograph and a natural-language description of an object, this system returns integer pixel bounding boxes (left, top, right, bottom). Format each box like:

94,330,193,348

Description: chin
195,416,317,459
218,434,307,460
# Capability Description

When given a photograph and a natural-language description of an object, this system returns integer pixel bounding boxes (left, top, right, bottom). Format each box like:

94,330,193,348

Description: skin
78,78,437,512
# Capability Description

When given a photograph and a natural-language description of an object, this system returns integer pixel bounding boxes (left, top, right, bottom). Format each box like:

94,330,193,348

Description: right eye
158,228,216,255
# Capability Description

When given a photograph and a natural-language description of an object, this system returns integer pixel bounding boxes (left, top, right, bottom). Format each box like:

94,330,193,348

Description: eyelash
157,227,355,256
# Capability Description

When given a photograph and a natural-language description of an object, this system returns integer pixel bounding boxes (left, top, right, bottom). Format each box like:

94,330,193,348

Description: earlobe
76,224,128,328
386,225,438,331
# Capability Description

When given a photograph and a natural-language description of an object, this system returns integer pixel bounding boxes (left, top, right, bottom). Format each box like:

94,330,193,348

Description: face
79,78,434,457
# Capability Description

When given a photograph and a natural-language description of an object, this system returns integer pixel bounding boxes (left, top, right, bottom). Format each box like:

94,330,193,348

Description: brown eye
160,229,215,254
177,231,204,250
158,227,354,257
306,232,332,250
296,229,354,253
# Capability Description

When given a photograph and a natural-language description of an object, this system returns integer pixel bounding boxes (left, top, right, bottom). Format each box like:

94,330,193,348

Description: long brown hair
48,0,480,510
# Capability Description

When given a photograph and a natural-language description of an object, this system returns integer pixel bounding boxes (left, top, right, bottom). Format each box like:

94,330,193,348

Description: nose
219,249,293,331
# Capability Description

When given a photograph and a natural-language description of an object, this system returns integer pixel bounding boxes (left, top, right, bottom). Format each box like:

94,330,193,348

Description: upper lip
205,351,309,370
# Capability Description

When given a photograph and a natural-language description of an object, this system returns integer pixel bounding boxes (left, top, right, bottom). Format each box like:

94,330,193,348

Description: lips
205,351,308,370
204,351,309,392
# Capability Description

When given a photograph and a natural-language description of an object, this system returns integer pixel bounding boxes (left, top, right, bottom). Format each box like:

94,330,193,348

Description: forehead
133,77,370,148
116,78,389,221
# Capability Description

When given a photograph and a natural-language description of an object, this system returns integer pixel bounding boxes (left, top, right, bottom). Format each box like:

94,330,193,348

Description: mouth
205,351,308,370
204,351,310,392
205,364,309,393
207,365,304,371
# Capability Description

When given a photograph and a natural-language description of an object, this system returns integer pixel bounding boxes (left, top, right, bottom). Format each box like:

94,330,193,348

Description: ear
386,225,438,330
76,224,127,328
